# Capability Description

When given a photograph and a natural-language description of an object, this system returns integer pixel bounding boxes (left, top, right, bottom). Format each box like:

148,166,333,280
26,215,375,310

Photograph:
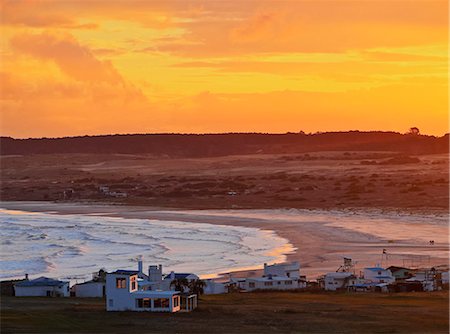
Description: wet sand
1,201,448,279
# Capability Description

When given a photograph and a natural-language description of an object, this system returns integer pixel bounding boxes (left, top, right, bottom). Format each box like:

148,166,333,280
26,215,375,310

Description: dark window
249,282,255,288
136,298,151,308
116,278,126,289
154,298,170,308
173,296,179,307
264,282,273,286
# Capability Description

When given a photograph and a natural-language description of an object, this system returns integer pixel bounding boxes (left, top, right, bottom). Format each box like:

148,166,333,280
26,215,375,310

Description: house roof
164,273,195,280
387,266,410,271
325,272,355,279
365,267,385,271
75,280,105,286
247,276,297,282
132,290,180,297
15,277,67,288
110,270,139,276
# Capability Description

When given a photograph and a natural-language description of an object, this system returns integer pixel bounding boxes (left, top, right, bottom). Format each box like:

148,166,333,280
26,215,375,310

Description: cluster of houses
320,258,449,292
5,257,449,313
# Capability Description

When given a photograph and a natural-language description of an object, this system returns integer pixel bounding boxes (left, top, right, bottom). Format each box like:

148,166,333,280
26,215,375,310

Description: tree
188,279,206,297
408,127,420,135
170,278,189,292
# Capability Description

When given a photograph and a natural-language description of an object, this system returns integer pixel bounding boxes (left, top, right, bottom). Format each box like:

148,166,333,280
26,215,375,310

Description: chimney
148,264,163,282
137,255,143,274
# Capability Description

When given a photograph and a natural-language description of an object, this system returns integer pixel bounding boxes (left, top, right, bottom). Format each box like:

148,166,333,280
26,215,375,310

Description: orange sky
0,0,448,138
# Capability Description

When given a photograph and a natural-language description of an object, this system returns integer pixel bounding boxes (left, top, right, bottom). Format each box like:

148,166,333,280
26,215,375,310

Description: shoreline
1,201,448,280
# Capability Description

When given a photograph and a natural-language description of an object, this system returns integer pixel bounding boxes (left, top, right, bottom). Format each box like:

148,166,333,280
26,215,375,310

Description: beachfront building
72,269,106,297
363,267,395,284
243,275,305,291
106,270,181,312
324,272,358,291
240,262,306,291
14,277,69,297
73,280,105,297
405,268,450,291
161,271,200,291
264,262,301,278
386,266,413,281
203,279,227,295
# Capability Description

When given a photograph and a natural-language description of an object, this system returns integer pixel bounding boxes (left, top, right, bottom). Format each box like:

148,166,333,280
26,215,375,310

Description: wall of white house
244,278,304,291
15,284,69,297
75,282,105,298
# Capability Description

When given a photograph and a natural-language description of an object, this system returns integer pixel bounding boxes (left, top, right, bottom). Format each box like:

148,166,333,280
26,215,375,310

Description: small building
264,262,300,278
363,267,395,284
14,277,69,297
73,280,105,298
161,272,200,291
203,279,227,295
324,272,357,291
243,275,305,291
72,269,106,297
386,266,413,281
106,270,182,312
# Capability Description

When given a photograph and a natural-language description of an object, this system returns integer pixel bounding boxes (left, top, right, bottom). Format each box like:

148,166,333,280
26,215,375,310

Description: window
173,296,179,307
109,299,114,307
46,291,52,297
249,282,255,288
154,298,170,308
264,282,273,286
116,278,126,289
136,298,150,308
130,277,137,290
285,280,293,285
378,271,382,275
277,281,281,285
286,272,290,278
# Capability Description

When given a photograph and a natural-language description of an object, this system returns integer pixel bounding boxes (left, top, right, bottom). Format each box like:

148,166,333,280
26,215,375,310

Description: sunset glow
1,0,448,138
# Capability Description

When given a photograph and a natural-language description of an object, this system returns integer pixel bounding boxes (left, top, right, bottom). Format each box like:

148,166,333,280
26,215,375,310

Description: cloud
2,32,158,137
10,32,124,83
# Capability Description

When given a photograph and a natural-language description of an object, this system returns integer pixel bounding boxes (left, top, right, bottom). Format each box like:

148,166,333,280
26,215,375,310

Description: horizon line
1,129,449,141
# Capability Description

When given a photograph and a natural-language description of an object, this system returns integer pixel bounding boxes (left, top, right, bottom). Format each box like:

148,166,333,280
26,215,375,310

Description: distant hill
0,132,448,157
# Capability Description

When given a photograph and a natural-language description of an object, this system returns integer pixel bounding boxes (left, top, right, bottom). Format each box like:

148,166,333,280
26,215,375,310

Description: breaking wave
0,208,294,281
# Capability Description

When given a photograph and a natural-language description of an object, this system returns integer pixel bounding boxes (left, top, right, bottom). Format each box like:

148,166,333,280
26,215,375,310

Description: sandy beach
1,201,448,280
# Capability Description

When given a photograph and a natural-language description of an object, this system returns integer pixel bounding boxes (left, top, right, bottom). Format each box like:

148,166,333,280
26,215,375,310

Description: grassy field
1,291,448,333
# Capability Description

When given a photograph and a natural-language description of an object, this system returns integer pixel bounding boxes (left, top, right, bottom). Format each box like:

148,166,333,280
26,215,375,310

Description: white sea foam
0,209,294,281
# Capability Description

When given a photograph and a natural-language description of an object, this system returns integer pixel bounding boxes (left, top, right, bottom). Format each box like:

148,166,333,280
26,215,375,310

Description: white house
161,271,200,291
240,262,305,292
405,269,450,291
203,279,227,295
14,277,69,297
264,262,300,278
324,272,361,291
73,280,105,298
243,276,304,291
363,267,395,284
106,270,181,312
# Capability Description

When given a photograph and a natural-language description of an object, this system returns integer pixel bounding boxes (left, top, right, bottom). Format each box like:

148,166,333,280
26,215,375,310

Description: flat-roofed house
363,267,395,284
324,272,358,291
14,277,69,297
244,275,304,291
106,270,181,312
264,262,300,279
